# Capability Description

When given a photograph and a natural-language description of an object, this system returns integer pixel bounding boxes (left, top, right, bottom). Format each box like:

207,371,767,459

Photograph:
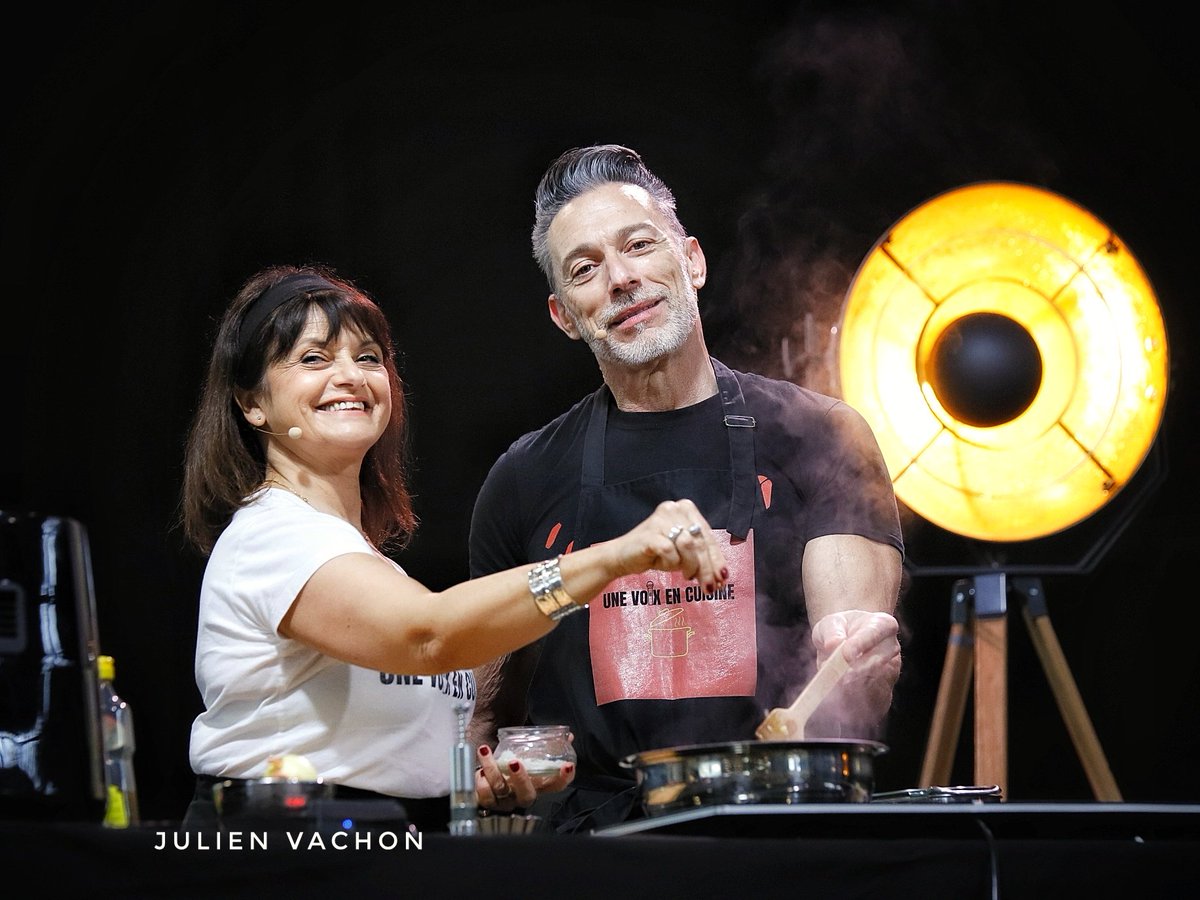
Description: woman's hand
474,743,575,811
608,499,728,590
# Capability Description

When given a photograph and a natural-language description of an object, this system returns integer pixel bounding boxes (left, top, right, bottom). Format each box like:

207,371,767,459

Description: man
469,144,904,831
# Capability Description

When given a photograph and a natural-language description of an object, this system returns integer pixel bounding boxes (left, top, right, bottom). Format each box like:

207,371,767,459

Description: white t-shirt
189,487,476,798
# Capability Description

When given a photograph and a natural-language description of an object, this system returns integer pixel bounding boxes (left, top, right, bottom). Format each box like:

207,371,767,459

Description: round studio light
837,181,1168,542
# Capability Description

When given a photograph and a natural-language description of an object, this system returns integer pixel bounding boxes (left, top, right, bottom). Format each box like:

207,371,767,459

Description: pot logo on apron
590,530,757,704
648,608,693,657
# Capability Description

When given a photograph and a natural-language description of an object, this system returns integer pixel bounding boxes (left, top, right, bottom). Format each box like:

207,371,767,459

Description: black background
4,1,1197,823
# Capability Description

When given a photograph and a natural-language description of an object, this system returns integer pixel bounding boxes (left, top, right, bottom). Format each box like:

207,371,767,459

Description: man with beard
468,144,905,831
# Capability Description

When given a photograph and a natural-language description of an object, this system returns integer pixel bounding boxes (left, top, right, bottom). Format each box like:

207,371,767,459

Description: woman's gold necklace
261,474,376,549
262,476,309,505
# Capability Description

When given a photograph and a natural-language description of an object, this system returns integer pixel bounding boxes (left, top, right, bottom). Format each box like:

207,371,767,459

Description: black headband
236,273,337,357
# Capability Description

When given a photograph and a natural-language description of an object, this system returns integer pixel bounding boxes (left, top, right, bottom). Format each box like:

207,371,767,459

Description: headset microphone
594,328,608,340
256,426,303,439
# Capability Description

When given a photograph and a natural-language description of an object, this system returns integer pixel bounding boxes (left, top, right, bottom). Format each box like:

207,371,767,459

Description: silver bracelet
528,555,583,621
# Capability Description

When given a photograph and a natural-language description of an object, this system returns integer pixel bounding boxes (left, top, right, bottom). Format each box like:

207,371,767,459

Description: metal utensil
211,777,334,826
475,812,547,835
448,701,478,836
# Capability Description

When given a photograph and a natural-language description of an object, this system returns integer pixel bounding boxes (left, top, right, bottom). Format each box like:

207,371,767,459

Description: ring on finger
687,523,702,536
493,782,512,799
666,525,684,544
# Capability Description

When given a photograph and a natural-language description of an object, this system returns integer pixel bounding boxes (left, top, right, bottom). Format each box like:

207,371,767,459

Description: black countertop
4,802,1198,898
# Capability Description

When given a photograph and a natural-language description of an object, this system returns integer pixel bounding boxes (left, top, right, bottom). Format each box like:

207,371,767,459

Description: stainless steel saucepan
620,738,887,818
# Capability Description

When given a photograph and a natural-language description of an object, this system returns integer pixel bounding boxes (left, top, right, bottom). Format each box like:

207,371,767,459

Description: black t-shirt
468,361,903,809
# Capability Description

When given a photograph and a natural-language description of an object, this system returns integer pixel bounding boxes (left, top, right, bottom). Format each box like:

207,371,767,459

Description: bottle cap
98,655,115,681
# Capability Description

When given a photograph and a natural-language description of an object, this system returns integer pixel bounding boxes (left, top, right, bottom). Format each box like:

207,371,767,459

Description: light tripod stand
918,571,1121,800
834,181,1169,803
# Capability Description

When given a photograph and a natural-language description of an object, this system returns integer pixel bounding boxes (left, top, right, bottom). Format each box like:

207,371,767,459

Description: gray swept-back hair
531,144,686,290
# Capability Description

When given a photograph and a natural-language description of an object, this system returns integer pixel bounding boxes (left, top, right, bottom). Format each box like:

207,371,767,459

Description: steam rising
707,3,1059,395
698,3,1064,739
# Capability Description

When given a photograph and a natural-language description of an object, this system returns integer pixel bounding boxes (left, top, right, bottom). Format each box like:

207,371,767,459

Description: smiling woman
236,300,393,491
174,263,731,833
181,266,413,556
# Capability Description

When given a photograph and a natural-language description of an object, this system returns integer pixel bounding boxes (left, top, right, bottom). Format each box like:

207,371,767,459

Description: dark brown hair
180,264,417,555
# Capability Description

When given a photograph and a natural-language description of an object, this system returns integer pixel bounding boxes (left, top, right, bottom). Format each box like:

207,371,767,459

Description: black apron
528,359,761,831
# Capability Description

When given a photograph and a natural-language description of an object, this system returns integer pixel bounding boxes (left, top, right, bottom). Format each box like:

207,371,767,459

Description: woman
179,264,727,831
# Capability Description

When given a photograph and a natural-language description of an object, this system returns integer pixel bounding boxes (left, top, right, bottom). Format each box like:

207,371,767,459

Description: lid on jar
497,724,570,737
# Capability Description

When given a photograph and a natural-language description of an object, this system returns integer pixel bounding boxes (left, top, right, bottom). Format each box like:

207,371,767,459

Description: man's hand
804,609,901,738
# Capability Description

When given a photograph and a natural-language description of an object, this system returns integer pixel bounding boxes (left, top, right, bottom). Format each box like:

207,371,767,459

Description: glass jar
494,724,576,789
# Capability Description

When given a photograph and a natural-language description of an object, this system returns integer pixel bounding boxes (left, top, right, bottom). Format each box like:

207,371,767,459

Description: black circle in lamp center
926,312,1043,428
837,182,1168,543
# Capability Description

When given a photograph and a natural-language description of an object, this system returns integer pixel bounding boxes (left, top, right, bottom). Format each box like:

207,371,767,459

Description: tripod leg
920,580,974,787
971,572,1009,797
1014,578,1122,801
920,619,973,786
974,614,1007,795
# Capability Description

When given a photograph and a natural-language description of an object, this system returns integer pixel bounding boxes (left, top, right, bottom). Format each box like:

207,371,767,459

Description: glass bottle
97,654,140,827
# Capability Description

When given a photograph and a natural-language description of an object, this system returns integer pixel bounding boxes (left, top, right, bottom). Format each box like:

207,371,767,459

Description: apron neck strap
713,358,757,540
581,384,611,488
581,359,758,538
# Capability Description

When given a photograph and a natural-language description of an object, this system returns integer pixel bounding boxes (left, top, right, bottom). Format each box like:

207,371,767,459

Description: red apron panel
590,530,757,704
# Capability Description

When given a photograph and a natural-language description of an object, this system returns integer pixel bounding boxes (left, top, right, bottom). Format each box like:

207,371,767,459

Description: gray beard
586,286,699,367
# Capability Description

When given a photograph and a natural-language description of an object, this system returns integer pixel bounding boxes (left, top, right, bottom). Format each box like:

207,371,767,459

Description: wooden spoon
755,645,851,741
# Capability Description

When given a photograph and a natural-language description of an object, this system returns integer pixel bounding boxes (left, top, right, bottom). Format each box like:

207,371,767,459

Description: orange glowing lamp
838,182,1168,543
